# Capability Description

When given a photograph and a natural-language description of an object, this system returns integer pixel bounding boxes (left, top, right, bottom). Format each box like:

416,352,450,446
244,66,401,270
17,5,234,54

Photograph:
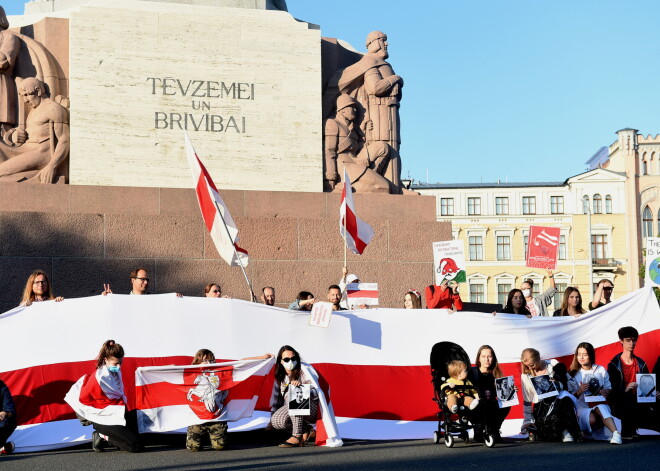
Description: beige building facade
415,169,628,309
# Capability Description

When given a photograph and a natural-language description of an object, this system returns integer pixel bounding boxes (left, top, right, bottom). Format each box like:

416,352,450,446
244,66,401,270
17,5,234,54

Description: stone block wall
0,183,449,313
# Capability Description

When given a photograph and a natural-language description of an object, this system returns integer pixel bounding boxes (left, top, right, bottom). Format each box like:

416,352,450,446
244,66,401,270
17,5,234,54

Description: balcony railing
592,258,619,268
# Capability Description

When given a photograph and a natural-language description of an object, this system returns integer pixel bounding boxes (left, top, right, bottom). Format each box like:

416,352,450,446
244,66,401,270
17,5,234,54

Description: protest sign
645,238,660,287
526,226,560,269
346,283,379,308
432,240,466,285
309,302,333,328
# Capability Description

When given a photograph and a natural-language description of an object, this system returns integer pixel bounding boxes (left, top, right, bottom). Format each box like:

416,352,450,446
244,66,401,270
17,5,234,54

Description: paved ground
2,431,659,471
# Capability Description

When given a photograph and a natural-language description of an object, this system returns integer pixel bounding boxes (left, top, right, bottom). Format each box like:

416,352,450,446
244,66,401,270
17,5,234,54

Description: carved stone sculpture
324,94,390,193
325,31,404,193
0,7,19,136
0,77,69,183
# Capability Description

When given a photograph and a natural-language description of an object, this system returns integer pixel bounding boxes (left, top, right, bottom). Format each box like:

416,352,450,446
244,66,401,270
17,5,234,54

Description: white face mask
522,289,531,298
282,359,297,371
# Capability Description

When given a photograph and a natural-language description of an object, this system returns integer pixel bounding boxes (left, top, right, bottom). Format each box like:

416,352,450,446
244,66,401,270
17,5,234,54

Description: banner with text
432,240,466,285
526,226,560,269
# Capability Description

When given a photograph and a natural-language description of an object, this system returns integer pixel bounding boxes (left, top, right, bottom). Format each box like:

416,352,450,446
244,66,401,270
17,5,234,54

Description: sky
5,0,660,185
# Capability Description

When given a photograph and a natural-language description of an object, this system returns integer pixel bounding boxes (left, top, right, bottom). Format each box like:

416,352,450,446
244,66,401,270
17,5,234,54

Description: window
593,194,602,214
469,236,483,261
642,161,648,175
605,195,612,214
495,197,509,215
591,234,607,259
469,284,484,303
497,236,511,260
582,195,590,214
497,283,512,307
553,283,568,309
550,196,564,214
523,235,529,259
643,206,653,238
559,235,567,260
522,196,536,215
467,197,481,216
440,198,454,216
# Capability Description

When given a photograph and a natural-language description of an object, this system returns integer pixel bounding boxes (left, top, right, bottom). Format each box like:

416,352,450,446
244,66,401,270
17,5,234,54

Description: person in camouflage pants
186,421,228,451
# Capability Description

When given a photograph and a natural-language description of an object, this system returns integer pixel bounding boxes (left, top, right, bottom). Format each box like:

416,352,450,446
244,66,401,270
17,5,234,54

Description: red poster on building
526,226,561,269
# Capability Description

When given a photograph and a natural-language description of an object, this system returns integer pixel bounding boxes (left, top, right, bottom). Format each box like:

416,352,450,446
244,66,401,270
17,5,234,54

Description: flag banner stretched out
64,367,127,427
526,225,560,269
340,168,374,254
135,358,274,433
184,133,248,266
1,289,659,452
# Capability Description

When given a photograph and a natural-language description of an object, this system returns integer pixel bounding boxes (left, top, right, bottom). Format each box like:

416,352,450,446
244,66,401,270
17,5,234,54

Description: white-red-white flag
339,168,374,255
64,367,127,426
135,357,275,433
184,134,248,266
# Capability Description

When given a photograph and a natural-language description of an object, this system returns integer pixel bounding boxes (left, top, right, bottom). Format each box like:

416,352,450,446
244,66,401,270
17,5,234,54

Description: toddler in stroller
431,342,496,448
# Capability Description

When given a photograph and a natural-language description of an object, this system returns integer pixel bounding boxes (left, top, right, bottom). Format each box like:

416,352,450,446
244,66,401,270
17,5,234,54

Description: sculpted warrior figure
0,77,70,183
324,94,390,193
0,7,20,136
333,31,403,192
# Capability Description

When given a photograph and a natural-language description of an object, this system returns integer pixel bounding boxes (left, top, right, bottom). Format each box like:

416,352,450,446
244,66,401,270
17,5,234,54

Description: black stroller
430,341,496,448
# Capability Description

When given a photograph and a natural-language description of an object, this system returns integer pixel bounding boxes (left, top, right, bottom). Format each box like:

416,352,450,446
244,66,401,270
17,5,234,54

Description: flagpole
213,200,256,302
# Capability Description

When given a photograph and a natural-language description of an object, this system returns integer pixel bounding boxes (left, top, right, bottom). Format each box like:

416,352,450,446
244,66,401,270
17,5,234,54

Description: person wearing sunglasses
270,345,318,447
19,269,63,306
204,283,229,298
590,279,614,311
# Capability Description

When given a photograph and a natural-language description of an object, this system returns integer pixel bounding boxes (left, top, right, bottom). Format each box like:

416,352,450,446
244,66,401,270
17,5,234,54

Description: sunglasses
281,357,296,363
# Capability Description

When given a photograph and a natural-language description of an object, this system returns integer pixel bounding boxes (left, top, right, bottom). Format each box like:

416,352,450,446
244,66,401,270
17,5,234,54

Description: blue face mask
107,365,121,374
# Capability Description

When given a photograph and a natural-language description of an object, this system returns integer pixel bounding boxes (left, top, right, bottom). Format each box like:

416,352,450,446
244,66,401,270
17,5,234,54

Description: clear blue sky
5,0,660,184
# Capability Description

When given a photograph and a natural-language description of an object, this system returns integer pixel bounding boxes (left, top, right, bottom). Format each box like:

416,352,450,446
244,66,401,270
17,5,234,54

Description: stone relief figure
326,31,404,193
324,94,390,193
0,7,19,136
0,77,69,183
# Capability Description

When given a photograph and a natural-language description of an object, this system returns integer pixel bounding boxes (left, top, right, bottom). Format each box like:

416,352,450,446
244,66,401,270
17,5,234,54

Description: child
186,349,228,452
441,360,480,413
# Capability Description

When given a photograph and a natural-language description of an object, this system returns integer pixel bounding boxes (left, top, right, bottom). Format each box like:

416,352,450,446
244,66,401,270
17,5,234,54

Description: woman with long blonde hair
19,270,63,306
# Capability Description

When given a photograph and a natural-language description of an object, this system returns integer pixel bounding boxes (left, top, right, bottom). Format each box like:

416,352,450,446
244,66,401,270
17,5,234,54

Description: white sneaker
610,431,623,445
562,430,574,443
450,405,458,413
469,399,480,410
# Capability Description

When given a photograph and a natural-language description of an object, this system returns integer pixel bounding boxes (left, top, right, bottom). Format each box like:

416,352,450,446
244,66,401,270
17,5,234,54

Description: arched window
582,195,590,214
643,206,653,238
642,161,648,175
593,194,602,214
605,195,612,214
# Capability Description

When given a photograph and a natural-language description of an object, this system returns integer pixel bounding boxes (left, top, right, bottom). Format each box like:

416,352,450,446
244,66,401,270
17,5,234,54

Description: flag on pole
340,168,374,254
184,133,248,266
135,357,275,433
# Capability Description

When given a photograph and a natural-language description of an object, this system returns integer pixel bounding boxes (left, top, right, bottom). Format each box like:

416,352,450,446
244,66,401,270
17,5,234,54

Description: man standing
261,287,275,306
590,279,614,310
129,268,150,295
327,285,345,311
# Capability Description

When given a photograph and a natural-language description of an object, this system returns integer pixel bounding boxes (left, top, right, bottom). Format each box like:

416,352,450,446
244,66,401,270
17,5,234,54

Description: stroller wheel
484,434,495,448
444,433,455,448
433,431,441,444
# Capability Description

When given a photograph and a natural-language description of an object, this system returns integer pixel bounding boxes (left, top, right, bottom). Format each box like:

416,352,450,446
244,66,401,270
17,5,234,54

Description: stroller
430,341,496,448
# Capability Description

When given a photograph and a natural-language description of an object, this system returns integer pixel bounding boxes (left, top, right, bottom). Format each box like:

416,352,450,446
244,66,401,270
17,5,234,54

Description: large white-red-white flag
64,367,127,426
135,358,274,433
184,134,248,266
340,168,374,254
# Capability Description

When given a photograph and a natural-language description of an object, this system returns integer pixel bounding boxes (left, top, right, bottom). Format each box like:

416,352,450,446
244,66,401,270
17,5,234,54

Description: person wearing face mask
65,340,142,453
270,345,318,447
520,269,556,317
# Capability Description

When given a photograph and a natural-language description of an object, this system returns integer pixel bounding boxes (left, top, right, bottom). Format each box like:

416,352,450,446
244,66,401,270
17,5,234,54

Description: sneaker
0,442,15,455
610,431,623,445
450,405,458,413
469,399,480,410
562,430,574,443
528,431,536,442
92,431,105,452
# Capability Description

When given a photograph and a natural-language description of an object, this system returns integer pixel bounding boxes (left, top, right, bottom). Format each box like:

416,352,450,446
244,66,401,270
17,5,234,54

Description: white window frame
467,273,488,304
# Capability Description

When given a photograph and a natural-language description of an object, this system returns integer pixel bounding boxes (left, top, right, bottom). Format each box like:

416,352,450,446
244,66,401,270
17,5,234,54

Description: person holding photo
638,374,656,398
567,342,622,444
520,348,580,443
270,345,318,447
470,345,510,443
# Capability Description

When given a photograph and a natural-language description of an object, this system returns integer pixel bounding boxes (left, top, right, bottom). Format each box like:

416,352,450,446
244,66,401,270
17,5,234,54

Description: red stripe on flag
343,205,367,254
347,290,379,298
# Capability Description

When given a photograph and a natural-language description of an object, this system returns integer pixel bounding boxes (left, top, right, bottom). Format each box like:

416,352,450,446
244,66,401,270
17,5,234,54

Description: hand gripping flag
184,133,248,266
340,168,374,254
135,357,275,433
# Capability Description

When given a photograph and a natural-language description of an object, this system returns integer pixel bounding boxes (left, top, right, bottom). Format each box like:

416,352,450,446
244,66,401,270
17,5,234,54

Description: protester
19,270,63,306
102,268,181,297
327,285,345,311
338,267,359,309
590,279,614,311
607,326,660,438
521,270,556,316
520,348,581,442
0,379,16,455
567,342,622,444
403,289,422,309
470,345,510,442
204,283,228,298
261,287,276,306
498,289,531,316
425,280,463,310
288,291,316,311
270,345,318,447
553,287,586,317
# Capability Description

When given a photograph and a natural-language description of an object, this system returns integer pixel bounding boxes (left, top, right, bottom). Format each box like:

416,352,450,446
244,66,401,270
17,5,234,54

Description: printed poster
526,226,560,269
346,283,379,308
432,240,466,285
645,238,660,287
